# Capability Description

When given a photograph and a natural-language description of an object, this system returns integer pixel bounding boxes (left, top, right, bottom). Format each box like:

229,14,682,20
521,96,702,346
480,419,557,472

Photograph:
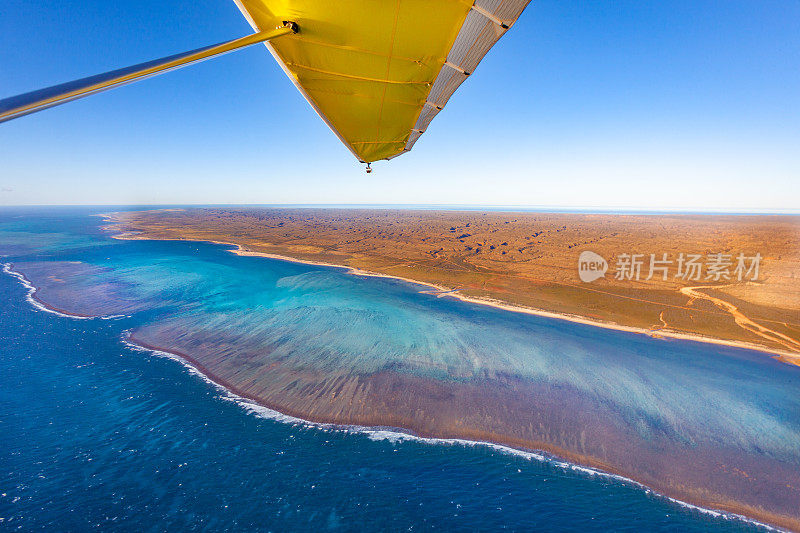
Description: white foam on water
2,266,785,532
100,314,129,320
2,263,90,319
3,263,129,321
119,331,782,532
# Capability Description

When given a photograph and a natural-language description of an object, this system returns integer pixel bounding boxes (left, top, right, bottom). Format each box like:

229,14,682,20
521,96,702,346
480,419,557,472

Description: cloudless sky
1,0,798,210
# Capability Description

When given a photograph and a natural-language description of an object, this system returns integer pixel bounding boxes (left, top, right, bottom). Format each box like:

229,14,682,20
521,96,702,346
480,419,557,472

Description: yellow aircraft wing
232,0,529,163
0,1,529,166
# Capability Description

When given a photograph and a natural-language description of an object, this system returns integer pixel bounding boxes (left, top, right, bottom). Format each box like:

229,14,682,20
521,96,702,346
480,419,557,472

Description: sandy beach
12,256,800,532
236,245,800,361
106,218,800,366
3,212,796,531
101,208,800,364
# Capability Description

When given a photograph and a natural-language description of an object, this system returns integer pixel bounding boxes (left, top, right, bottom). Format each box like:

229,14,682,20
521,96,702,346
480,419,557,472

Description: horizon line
1,203,799,216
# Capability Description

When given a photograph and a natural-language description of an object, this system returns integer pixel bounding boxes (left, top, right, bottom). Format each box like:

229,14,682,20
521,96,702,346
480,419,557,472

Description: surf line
2,257,785,532
118,331,780,532
2,262,128,321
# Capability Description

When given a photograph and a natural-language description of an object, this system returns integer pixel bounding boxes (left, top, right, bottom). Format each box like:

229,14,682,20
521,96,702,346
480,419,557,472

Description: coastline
1,256,793,531
108,228,799,364
124,330,786,532
1,263,95,319
122,333,783,533
233,247,800,362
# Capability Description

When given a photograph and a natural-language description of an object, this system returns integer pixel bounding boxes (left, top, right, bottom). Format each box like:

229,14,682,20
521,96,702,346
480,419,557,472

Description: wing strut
0,22,298,124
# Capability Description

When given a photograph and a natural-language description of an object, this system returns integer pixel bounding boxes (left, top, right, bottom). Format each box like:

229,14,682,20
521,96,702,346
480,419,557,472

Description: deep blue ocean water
0,208,789,531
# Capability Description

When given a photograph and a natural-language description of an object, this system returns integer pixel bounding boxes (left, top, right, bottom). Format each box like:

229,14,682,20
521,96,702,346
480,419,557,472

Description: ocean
0,207,794,531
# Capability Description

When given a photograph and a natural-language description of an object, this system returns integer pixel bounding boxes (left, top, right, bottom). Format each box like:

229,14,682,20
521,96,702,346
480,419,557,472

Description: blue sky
1,0,798,210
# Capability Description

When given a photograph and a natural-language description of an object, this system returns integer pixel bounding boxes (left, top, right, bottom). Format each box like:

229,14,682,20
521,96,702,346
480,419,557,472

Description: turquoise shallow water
1,207,798,531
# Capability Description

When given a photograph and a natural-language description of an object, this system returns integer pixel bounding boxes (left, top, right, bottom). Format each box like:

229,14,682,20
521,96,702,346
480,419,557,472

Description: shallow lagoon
1,208,798,530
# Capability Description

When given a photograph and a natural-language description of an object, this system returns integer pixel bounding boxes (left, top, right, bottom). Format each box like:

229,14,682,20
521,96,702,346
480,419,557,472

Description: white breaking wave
2,262,90,319
1,264,785,532
2,262,129,321
119,331,781,532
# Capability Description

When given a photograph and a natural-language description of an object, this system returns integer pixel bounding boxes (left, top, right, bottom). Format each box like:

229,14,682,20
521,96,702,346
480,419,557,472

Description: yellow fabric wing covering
232,0,529,163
